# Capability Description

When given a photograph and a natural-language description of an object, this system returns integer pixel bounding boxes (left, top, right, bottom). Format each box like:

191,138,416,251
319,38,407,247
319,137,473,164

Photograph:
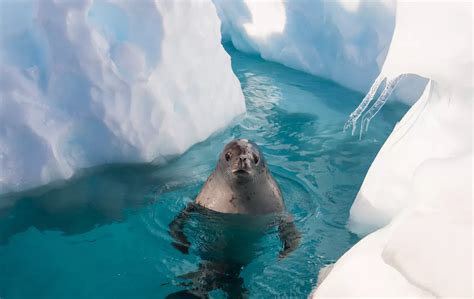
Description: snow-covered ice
0,0,245,194
213,0,397,94
315,83,472,297
348,0,473,235
314,1,472,297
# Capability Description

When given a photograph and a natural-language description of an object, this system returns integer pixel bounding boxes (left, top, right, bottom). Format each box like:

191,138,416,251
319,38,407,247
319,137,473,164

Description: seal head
195,139,283,214
217,139,264,184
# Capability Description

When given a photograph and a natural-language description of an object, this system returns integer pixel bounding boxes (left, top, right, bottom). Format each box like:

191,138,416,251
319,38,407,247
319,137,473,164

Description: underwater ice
0,0,245,194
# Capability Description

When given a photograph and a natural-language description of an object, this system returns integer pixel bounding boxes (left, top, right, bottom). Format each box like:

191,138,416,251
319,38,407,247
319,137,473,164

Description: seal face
195,139,284,214
219,139,263,184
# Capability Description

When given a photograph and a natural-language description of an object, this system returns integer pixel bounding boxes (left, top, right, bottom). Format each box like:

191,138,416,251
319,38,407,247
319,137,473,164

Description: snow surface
213,0,397,94
314,1,473,297
0,0,245,194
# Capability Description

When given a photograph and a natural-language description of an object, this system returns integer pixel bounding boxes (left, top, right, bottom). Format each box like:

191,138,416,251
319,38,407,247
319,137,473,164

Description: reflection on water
0,164,159,243
0,43,409,298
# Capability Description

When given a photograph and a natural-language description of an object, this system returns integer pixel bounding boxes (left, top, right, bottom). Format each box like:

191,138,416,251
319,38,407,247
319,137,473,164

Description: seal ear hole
225,152,232,162
253,153,259,164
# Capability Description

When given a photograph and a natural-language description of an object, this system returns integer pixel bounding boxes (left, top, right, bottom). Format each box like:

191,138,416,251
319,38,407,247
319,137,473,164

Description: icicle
359,74,404,138
343,75,385,135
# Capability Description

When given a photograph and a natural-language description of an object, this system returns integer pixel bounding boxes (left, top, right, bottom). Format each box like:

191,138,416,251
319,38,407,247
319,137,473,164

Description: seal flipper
278,215,301,258
168,203,196,254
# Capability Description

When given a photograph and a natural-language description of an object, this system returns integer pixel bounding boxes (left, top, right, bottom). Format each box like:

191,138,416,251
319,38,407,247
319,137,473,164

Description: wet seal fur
167,139,301,298
196,139,284,214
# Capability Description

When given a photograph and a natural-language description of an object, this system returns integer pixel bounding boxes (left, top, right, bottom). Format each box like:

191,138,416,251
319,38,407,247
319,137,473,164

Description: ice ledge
0,0,245,195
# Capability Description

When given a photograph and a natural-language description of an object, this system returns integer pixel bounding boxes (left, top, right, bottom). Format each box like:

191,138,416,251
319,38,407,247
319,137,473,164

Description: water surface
0,43,408,298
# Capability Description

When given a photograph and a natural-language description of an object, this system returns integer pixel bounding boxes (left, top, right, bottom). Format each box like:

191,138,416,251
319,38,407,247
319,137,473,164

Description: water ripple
0,44,409,298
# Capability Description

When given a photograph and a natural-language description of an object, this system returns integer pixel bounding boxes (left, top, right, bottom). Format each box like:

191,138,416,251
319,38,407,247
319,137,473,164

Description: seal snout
232,155,251,175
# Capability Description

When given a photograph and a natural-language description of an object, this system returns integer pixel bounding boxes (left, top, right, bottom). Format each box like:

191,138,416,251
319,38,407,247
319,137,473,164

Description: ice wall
213,0,397,93
313,1,472,297
0,0,245,195
348,0,473,235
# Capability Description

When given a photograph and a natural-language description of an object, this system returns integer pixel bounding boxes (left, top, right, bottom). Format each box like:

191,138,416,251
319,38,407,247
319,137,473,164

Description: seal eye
252,153,259,164
225,152,232,162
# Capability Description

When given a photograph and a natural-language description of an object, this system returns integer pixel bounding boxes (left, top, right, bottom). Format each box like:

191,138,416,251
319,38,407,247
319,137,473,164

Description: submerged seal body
195,139,284,214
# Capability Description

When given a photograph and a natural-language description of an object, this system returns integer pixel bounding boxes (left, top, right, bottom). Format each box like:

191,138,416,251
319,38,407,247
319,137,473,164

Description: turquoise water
0,44,408,298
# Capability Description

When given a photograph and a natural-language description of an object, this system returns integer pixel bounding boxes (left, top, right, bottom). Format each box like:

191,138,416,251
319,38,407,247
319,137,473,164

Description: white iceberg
0,0,245,194
313,1,472,297
213,0,396,93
